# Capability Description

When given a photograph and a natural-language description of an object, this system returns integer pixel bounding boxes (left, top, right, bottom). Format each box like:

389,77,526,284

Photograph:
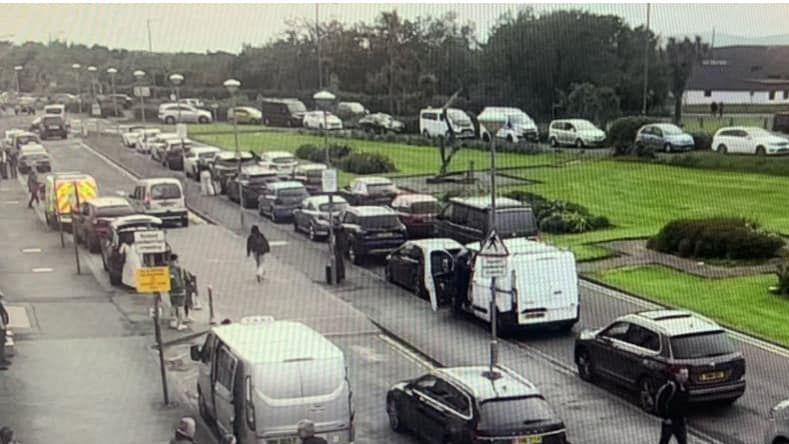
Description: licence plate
699,371,725,382
517,436,542,444
48,126,60,130
375,232,394,238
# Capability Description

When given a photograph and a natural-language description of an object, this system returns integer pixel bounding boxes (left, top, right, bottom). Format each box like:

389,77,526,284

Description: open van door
427,249,455,312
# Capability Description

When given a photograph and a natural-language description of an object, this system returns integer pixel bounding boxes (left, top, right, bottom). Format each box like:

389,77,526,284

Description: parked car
190,317,355,444
149,133,187,162
257,180,309,223
227,106,263,125
292,195,349,241
386,366,568,444
161,139,191,170
73,197,135,253
548,119,606,148
420,107,475,139
765,399,789,444
478,107,539,142
385,238,463,299
435,196,538,245
209,151,258,194
292,163,327,194
257,150,299,177
100,215,168,287
574,310,746,412
390,193,440,238
303,110,343,130
225,166,280,209
339,176,399,206
158,102,212,124
120,125,147,147
11,131,41,151
17,145,51,174
134,128,163,154
128,178,188,227
337,206,407,265
713,126,789,155
37,115,68,140
335,101,368,128
184,145,221,180
358,112,404,134
635,123,695,153
259,98,306,127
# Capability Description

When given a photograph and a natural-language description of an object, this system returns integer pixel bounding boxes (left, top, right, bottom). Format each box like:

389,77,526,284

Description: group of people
0,148,18,181
710,101,726,118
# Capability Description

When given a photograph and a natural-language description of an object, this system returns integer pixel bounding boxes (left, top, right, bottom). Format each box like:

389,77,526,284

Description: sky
1,3,789,53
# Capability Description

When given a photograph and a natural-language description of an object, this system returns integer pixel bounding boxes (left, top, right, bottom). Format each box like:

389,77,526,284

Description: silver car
765,399,789,444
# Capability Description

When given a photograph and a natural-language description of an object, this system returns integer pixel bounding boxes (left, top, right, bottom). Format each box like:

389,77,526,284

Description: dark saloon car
225,166,280,208
73,197,135,253
385,238,463,299
209,151,258,194
292,195,349,241
387,365,568,444
574,310,746,412
17,146,51,174
38,115,68,140
390,193,440,238
337,206,407,265
257,181,309,223
358,112,404,134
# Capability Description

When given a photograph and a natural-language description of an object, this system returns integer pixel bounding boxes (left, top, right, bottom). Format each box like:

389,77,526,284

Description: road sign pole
489,131,498,375
72,182,81,274
153,291,169,405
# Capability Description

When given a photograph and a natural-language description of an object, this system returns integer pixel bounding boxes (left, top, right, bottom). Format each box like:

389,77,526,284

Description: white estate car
548,119,607,148
258,150,299,177
120,125,148,148
134,128,162,154
158,102,213,124
303,110,343,130
713,126,789,155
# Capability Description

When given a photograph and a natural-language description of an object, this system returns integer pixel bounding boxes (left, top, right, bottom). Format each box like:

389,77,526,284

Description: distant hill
667,32,789,47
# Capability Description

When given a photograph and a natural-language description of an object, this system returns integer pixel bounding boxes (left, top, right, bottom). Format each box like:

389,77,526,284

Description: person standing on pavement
0,292,11,371
26,170,39,208
7,149,17,179
656,368,690,444
0,148,7,181
297,419,328,444
170,417,197,444
168,254,188,331
246,225,270,283
200,168,215,196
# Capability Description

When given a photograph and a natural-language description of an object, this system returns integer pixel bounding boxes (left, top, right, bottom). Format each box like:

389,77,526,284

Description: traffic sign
136,266,171,293
91,103,101,117
322,168,338,193
133,86,151,98
480,256,507,278
176,123,188,139
134,230,166,254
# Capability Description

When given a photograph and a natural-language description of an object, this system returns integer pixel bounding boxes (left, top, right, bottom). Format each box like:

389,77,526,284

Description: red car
73,197,136,253
390,194,440,238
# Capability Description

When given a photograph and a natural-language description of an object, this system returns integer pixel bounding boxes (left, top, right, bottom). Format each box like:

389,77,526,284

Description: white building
684,45,789,105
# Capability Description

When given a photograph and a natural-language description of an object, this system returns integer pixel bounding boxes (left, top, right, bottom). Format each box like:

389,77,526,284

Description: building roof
687,45,789,91
436,366,539,402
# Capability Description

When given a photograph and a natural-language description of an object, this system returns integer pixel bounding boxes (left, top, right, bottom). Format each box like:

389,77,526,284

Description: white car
303,110,343,130
227,106,262,124
3,129,25,150
120,125,147,148
184,145,221,180
158,103,213,124
713,126,789,155
258,150,299,177
419,107,475,139
146,133,182,161
765,399,789,444
179,98,205,108
478,107,538,142
548,119,607,148
134,128,162,154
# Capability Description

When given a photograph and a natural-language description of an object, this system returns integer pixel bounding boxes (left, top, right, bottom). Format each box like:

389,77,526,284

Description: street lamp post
72,63,82,114
87,66,97,100
313,90,339,284
13,65,22,94
134,70,146,124
224,79,244,229
107,67,118,117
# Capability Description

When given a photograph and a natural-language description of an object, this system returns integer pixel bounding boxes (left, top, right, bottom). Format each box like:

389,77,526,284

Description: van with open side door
191,316,355,444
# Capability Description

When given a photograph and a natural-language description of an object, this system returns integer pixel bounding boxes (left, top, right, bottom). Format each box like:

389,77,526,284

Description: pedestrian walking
8,150,17,179
246,225,270,283
656,368,690,444
0,426,20,444
200,168,215,196
0,292,11,371
169,417,196,444
297,419,328,444
183,270,199,323
710,101,718,117
168,254,188,331
0,148,7,181
26,171,39,209
718,102,724,118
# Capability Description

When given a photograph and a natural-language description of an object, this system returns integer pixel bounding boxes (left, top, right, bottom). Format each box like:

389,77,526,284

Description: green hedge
647,217,784,260
504,190,611,234
608,116,662,155
294,143,395,174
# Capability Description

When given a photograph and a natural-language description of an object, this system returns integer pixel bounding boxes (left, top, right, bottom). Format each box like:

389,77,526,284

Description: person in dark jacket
656,368,690,444
297,419,327,444
246,225,270,283
26,170,39,208
7,150,17,179
451,249,472,314
168,254,188,331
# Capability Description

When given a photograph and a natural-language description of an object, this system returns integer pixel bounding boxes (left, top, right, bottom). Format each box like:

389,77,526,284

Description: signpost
133,86,151,98
478,233,509,379
133,230,166,254
135,267,171,293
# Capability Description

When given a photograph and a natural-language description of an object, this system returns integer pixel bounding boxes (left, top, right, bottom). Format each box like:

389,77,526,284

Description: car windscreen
367,183,396,194
17,135,40,145
447,109,471,125
286,101,307,113
508,113,532,125
277,187,308,198
661,125,684,135
23,154,49,162
670,332,736,359
43,117,63,125
319,202,349,212
574,120,597,130
96,205,135,218
248,174,277,184
198,151,218,159
271,156,296,164
253,357,344,399
410,201,439,214
360,215,401,230
495,209,538,235
150,183,181,199
478,396,557,431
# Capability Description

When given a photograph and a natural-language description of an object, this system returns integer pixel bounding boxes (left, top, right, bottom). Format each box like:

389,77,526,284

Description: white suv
258,150,299,177
713,126,789,155
158,103,212,124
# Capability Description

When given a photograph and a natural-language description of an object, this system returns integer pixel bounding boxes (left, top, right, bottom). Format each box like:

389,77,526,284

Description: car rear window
360,215,401,230
367,183,396,194
96,205,134,218
478,396,557,431
17,135,39,145
670,332,736,359
411,201,439,214
150,183,181,199
43,117,63,125
495,209,538,236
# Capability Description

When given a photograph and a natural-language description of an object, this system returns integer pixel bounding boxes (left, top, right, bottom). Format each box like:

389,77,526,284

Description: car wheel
664,143,673,153
717,144,728,154
387,398,405,433
308,224,318,241
549,137,559,147
165,116,175,124
756,145,766,156
198,116,209,124
638,376,658,413
576,349,595,382
576,138,585,148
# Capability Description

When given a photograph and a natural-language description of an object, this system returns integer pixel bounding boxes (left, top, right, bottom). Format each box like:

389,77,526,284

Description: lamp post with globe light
224,78,244,228
13,65,22,94
133,70,146,124
87,66,97,100
106,67,118,117
72,63,82,113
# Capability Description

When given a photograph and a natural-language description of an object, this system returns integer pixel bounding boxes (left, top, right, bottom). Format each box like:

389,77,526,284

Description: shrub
295,144,352,163
295,144,320,161
690,131,712,151
503,190,610,234
608,116,661,155
338,152,397,174
649,217,784,260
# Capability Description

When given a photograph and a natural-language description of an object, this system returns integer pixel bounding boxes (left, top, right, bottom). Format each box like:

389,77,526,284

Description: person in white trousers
200,168,215,196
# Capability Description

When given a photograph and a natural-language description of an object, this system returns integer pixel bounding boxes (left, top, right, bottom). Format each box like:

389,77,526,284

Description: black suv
435,196,539,245
574,310,746,412
209,151,258,194
225,166,280,208
387,365,568,444
337,206,407,264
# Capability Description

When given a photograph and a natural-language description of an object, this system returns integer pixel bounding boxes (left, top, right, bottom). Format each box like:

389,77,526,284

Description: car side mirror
190,345,202,362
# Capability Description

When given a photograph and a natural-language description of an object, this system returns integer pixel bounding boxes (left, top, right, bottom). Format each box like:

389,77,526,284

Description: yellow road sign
136,266,171,293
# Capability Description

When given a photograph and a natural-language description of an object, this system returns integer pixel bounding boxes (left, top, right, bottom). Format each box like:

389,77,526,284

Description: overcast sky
2,3,788,53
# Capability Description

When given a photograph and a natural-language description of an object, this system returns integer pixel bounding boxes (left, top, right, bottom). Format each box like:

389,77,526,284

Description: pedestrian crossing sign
136,266,171,293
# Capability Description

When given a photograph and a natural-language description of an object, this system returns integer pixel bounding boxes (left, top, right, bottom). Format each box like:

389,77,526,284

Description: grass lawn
189,123,269,134
567,243,616,262
661,150,789,178
593,265,789,347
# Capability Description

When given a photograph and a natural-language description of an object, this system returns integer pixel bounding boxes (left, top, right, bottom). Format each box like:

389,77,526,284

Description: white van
443,238,579,333
419,107,475,139
191,317,355,444
128,178,188,227
477,107,538,143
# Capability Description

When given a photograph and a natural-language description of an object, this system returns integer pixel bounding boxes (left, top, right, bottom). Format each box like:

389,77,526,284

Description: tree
666,36,708,123
564,82,621,127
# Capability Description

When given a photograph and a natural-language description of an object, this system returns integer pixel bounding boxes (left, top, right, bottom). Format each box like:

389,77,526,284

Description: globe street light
72,63,82,113
13,65,22,94
87,66,97,100
224,78,244,228
169,73,184,125
133,70,147,124
107,67,118,117
313,89,339,284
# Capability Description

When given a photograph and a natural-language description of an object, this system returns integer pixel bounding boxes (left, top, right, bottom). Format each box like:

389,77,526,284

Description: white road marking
31,267,53,273
21,248,42,253
3,200,19,204
6,306,31,329
378,333,434,371
269,240,288,247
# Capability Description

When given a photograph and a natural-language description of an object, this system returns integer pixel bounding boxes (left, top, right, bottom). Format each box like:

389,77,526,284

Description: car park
73,197,135,253
259,98,306,127
713,126,789,155
337,206,407,265
358,112,404,134
390,193,440,238
765,399,789,444
386,365,568,444
478,106,539,142
548,119,607,148
158,102,212,124
257,150,299,177
335,101,368,127
227,106,262,124
419,107,476,139
43,172,98,229
209,151,258,194
292,163,327,194
183,145,221,179
435,196,538,245
190,316,355,444
128,178,188,227
257,180,309,222
17,145,51,175
100,215,168,287
574,310,746,412
37,115,68,140
225,166,280,208
385,238,463,300
303,110,343,130
119,125,146,147
635,123,695,153
292,194,349,241
339,176,399,206
133,128,162,154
